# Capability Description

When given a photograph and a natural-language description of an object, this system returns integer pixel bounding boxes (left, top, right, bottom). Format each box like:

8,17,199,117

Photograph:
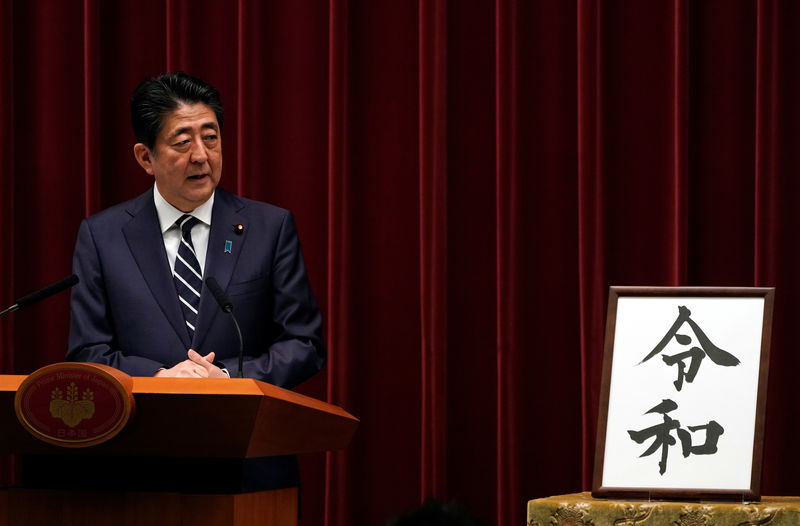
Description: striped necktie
173,214,203,338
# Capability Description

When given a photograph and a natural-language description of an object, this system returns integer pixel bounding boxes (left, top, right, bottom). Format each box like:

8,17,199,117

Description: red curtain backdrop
2,0,800,524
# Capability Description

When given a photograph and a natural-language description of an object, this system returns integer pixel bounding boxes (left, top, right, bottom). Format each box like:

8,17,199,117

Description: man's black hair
131,72,224,151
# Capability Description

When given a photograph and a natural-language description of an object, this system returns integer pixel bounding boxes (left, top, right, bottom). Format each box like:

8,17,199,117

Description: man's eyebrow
167,122,220,141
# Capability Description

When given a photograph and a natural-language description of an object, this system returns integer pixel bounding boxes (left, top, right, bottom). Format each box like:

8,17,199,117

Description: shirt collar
153,185,215,234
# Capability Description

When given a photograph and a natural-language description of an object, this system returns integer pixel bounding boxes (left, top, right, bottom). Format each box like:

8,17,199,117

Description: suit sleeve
216,211,326,388
66,219,166,376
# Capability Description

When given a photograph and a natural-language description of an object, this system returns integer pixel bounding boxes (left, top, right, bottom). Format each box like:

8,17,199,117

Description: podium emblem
15,362,134,448
49,382,95,427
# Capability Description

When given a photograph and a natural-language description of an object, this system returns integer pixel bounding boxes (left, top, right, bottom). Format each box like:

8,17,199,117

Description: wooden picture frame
592,286,775,501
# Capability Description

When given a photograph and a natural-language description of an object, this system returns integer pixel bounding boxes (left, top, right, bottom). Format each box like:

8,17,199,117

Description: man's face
134,103,222,212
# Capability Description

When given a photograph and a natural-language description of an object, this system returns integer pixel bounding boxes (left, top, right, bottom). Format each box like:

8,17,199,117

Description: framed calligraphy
592,286,774,501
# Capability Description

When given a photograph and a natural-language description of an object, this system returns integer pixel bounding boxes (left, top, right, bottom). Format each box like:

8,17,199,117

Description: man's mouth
188,174,208,180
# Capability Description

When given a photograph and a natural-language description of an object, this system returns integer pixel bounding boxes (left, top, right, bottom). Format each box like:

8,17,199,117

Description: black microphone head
205,277,233,313
15,274,80,310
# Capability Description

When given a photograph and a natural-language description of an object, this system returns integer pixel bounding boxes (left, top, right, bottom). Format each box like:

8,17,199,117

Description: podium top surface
0,373,358,458
2,375,351,415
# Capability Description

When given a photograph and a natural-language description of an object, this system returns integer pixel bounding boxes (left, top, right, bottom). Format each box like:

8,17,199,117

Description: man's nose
189,138,208,163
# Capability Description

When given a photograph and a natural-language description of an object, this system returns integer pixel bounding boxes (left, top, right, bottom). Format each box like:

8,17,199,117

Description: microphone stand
230,313,244,378
205,277,244,378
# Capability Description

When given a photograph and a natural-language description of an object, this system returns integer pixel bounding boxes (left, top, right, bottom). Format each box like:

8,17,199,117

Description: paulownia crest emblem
49,382,95,427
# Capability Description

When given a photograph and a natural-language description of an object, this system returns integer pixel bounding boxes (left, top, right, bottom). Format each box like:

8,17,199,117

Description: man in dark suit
67,72,324,387
60,72,325,492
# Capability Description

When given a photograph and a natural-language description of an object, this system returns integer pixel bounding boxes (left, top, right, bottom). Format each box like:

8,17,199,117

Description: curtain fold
445,1,499,521
418,0,448,502
577,0,606,490
495,1,520,524
82,0,100,216
671,0,688,284
325,1,352,525
1,0,15,378
0,4,16,492
755,0,778,290
5,1,800,524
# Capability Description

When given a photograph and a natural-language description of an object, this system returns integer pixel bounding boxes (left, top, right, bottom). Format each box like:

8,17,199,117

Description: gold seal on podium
14,362,134,448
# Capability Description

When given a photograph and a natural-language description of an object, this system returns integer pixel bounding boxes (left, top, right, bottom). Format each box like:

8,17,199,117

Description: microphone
205,277,243,378
206,277,232,313
0,274,79,316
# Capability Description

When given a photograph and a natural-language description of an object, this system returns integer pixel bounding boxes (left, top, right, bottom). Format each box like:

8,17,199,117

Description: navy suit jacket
67,186,325,388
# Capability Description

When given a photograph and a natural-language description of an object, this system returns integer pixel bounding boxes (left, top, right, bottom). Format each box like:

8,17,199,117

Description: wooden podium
0,364,359,526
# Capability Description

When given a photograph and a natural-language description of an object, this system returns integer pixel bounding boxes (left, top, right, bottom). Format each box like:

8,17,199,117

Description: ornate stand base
528,492,800,526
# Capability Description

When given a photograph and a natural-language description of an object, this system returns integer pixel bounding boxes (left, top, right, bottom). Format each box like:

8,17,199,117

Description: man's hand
154,350,228,378
187,349,229,378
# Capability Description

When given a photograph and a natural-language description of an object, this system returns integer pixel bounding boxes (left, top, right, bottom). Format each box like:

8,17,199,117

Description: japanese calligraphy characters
627,399,724,475
640,306,740,391
629,306,737,475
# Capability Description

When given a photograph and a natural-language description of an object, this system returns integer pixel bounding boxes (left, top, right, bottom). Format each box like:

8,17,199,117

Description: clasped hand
154,349,228,378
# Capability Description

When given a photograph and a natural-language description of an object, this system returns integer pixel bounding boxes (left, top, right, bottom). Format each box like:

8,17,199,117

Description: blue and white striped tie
173,214,203,338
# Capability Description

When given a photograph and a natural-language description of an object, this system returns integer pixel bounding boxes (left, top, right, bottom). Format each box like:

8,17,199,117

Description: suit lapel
192,188,247,350
122,191,192,350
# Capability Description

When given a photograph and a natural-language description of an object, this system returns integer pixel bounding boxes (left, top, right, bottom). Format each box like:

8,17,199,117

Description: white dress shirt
153,185,214,275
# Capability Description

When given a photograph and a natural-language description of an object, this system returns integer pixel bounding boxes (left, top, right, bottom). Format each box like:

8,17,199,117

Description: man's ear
133,143,155,175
